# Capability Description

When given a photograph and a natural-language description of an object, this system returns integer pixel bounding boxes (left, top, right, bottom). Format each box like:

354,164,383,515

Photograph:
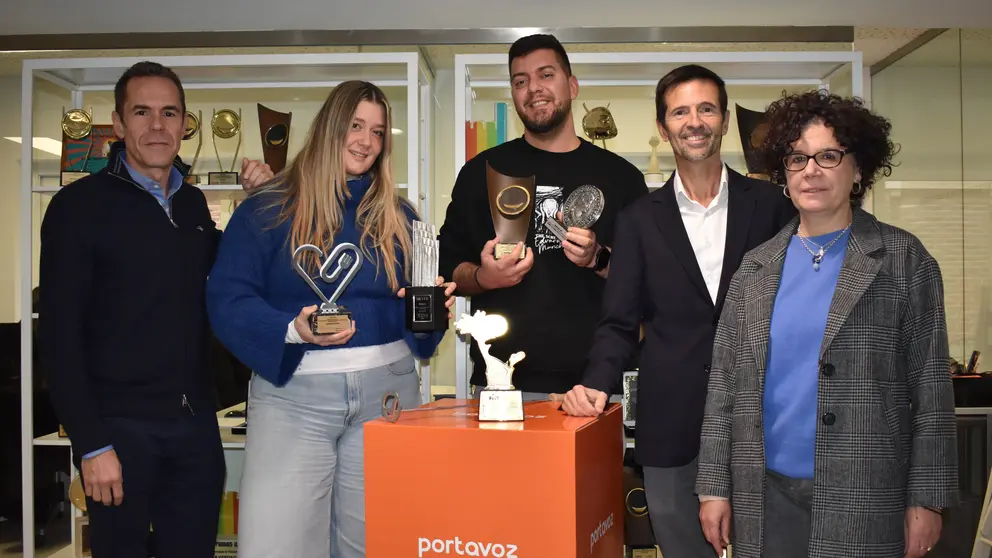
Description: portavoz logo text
589,512,615,553
418,537,517,558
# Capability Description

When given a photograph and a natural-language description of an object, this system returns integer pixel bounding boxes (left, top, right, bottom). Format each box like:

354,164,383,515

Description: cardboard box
365,399,623,558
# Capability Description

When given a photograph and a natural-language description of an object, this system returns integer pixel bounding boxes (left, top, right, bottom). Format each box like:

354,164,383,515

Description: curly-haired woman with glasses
694,90,958,558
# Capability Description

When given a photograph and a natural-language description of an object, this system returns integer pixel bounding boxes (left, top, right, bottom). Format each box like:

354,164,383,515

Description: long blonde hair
260,81,412,291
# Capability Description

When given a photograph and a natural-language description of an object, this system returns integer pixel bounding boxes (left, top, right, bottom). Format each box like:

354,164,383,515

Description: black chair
0,320,71,543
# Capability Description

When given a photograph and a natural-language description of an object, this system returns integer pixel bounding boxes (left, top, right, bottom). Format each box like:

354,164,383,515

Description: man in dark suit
560,65,796,557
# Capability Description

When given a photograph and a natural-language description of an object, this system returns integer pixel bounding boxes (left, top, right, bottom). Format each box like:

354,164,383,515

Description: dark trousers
642,458,714,558
76,413,226,558
763,469,813,558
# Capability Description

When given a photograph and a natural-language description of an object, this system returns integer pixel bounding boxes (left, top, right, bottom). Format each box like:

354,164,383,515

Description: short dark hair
758,90,897,207
508,34,572,76
114,61,186,118
654,64,728,123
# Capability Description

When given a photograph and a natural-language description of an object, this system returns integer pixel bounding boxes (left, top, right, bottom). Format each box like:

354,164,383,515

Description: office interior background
0,0,990,555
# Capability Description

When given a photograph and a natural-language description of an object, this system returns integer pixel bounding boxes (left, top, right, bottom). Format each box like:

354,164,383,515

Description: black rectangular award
405,220,448,333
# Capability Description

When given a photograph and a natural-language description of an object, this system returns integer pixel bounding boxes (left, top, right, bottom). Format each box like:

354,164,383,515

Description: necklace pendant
813,261,820,271
812,253,822,272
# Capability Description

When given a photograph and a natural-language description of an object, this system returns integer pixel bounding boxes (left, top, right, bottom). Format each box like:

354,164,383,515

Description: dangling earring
783,186,791,198
852,181,862,195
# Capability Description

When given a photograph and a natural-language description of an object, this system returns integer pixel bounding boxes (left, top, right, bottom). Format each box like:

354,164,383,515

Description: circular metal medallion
562,184,605,229
211,109,241,139
382,391,402,422
496,184,531,216
183,111,200,141
61,109,92,140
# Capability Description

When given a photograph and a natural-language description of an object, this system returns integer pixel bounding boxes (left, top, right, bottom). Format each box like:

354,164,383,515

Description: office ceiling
0,28,946,78
0,0,989,35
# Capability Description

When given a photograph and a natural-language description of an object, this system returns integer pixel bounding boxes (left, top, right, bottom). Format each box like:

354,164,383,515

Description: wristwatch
592,245,611,272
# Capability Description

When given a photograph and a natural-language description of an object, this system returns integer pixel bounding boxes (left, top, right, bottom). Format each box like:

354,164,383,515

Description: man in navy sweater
38,61,257,557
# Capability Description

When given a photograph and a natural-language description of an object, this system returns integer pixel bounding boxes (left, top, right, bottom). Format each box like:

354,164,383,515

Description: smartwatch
592,245,611,272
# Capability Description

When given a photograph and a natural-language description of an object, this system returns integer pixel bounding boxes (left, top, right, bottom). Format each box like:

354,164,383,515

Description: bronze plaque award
257,103,292,174
736,103,771,180
486,162,535,260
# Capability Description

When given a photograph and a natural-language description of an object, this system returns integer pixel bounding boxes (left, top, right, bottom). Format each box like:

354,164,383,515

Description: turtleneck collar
344,174,374,207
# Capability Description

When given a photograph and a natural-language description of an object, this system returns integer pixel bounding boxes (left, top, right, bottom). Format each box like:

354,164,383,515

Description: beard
519,99,572,135
670,124,722,161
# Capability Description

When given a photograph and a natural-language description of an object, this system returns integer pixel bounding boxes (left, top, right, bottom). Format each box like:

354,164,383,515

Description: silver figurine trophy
293,242,363,335
543,184,605,241
405,220,448,333
455,310,525,422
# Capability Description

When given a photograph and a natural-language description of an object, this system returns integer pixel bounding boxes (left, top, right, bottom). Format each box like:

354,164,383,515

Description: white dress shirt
674,164,729,305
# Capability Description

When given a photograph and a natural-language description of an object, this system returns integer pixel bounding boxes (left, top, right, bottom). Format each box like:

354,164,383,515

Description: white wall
0,76,21,322
871,53,992,364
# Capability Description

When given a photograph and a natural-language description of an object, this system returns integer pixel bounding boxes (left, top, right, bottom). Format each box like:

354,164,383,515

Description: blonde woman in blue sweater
205,81,455,558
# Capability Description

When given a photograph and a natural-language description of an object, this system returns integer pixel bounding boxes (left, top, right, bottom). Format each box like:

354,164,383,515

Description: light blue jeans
236,353,420,558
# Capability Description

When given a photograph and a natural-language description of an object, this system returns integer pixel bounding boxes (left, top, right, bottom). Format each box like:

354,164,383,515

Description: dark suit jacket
583,166,796,468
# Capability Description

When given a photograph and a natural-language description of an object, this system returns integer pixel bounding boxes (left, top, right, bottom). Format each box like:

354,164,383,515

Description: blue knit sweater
205,175,444,386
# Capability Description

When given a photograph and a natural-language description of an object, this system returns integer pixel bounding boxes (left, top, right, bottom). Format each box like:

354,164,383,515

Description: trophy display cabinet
450,49,866,400
16,51,435,558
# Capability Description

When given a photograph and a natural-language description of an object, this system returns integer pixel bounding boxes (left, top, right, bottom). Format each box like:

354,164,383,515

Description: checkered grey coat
695,208,959,558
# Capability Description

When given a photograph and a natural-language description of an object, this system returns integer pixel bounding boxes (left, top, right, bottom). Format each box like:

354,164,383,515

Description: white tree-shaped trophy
454,310,525,421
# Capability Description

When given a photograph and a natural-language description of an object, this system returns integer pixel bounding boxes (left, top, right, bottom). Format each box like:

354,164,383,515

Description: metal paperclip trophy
405,220,449,333
293,243,363,335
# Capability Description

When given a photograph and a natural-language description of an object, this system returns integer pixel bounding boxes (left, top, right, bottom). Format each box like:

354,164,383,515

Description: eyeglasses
782,149,852,171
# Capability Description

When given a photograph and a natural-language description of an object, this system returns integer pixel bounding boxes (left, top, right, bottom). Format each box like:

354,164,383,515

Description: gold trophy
581,102,618,149
59,108,93,186
486,162,535,260
183,110,203,185
454,310,525,422
257,103,292,174
209,108,242,185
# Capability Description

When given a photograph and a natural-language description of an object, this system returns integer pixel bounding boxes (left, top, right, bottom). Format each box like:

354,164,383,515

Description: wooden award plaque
257,103,292,174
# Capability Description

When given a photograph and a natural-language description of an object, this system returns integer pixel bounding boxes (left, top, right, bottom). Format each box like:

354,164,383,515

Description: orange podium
365,399,623,558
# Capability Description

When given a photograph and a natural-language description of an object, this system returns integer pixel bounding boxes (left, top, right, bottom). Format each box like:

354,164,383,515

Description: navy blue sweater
205,175,444,386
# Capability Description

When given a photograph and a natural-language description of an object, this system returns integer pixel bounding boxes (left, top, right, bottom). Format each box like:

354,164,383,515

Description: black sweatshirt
438,137,648,394
39,141,221,457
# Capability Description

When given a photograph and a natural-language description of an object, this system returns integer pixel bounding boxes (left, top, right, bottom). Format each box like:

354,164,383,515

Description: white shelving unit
19,51,434,558
450,50,864,399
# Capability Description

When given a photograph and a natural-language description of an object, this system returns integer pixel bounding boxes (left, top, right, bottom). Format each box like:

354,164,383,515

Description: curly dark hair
758,90,897,207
